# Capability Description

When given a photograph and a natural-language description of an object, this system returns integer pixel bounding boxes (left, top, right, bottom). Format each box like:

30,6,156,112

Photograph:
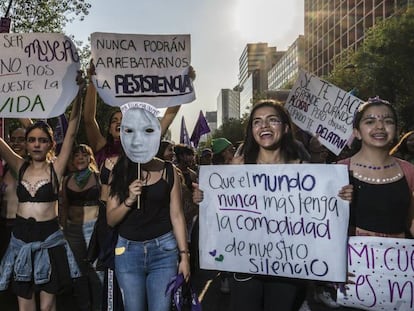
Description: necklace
353,162,396,170
353,172,402,184
73,168,92,189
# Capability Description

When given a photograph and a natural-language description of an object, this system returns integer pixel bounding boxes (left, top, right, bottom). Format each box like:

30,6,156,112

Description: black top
350,176,410,234
65,172,100,206
17,162,58,203
118,162,174,241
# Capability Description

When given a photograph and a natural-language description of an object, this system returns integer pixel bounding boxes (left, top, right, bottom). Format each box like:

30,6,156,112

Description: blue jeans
115,231,178,311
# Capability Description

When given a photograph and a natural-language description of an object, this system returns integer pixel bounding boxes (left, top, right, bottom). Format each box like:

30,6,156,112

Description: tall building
304,0,410,77
268,35,305,90
238,43,284,117
216,89,240,129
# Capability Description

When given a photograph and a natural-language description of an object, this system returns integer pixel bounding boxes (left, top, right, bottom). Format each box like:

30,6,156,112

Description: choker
353,172,402,184
353,162,396,170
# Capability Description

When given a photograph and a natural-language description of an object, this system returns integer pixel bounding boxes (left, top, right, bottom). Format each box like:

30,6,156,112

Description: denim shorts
115,231,178,311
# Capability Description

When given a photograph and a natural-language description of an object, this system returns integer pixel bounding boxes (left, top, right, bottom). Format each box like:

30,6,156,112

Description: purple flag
180,116,191,146
190,110,211,148
53,114,68,154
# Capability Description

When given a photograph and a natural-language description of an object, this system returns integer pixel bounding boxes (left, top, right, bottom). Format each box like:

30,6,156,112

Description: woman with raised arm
61,144,103,311
0,75,84,311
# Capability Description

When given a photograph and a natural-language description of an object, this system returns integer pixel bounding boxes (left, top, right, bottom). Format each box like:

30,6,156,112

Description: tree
213,117,247,145
0,0,92,142
328,6,414,130
0,0,91,33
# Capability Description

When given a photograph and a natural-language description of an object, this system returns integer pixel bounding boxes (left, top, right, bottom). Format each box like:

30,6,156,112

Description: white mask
120,102,161,163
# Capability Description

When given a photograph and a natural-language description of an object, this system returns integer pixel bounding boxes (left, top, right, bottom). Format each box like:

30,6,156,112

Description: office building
268,35,305,90
304,0,410,77
216,88,240,129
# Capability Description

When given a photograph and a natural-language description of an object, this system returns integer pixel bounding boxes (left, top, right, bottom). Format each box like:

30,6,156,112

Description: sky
65,0,304,142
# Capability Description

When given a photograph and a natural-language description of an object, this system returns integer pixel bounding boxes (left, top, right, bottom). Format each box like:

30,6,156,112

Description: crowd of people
1,64,414,311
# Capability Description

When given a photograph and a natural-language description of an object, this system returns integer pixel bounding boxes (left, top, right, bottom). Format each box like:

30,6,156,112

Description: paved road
1,267,344,311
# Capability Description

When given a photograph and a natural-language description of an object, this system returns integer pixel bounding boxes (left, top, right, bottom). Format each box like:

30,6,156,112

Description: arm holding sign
84,61,107,153
53,71,84,178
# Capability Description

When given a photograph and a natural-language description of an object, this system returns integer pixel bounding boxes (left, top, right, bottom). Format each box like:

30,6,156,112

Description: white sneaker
313,288,340,308
298,300,312,311
220,278,230,294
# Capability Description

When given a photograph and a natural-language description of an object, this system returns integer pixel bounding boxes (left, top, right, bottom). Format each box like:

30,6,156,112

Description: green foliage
212,117,248,145
328,6,414,130
0,0,91,33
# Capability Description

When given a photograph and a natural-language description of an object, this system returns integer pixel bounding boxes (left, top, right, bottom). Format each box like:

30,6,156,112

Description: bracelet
179,250,190,255
124,199,136,208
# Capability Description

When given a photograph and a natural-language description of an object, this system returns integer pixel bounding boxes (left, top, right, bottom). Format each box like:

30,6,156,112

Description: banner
91,32,195,108
337,237,414,311
0,33,80,118
285,70,363,155
180,116,191,146
199,164,350,282
190,110,210,147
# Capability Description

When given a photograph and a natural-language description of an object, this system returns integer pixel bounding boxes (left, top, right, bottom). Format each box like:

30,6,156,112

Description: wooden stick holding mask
120,102,161,209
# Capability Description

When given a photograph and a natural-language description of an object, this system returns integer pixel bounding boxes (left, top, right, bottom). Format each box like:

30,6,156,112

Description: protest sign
90,32,195,108
285,70,363,155
337,237,414,311
199,164,350,282
0,33,80,118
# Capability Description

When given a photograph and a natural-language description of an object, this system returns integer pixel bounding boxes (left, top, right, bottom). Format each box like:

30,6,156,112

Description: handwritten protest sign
285,70,363,155
337,237,414,311
199,164,349,282
90,32,195,108
0,33,80,118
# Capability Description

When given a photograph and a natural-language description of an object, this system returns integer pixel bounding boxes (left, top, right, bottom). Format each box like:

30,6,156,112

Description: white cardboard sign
285,70,363,155
91,32,195,108
0,33,80,118
337,236,414,311
199,164,350,282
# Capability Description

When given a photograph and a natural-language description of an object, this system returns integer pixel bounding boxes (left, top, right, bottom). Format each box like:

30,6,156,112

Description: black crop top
17,162,59,203
350,176,410,234
65,172,100,206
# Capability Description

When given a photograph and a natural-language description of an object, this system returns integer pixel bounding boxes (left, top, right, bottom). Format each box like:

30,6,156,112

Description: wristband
179,250,190,255
124,199,136,209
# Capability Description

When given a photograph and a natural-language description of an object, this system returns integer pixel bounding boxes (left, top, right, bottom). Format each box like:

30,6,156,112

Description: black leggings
230,274,306,311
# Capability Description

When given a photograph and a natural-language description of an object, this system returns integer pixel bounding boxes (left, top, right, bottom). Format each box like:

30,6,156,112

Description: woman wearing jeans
106,103,190,311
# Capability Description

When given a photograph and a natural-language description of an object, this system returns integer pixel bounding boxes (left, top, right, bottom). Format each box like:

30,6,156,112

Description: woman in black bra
61,144,102,311
0,77,83,311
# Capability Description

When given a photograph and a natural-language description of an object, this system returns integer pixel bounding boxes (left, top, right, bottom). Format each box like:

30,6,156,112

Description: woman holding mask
106,102,190,311
84,62,195,310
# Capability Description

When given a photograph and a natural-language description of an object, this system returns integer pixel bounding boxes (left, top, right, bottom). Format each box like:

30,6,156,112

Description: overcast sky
65,0,304,142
